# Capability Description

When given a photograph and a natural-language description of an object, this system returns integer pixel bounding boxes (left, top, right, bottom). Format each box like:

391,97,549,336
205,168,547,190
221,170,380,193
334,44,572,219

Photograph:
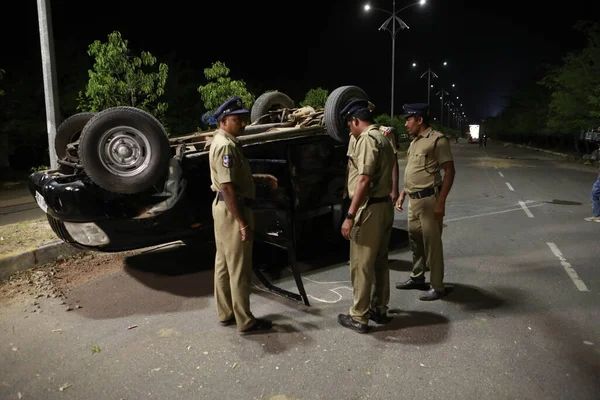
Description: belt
367,196,391,205
408,186,439,199
216,192,254,207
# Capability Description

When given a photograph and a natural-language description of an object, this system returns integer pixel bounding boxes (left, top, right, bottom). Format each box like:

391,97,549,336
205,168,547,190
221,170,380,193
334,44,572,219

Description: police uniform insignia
222,155,233,168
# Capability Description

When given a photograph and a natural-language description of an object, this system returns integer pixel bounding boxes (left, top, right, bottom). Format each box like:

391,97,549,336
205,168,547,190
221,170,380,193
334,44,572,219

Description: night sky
3,0,599,124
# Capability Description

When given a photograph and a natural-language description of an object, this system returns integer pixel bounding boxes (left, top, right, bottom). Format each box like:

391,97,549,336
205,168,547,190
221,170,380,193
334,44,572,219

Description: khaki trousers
212,197,255,331
407,195,445,291
349,201,394,324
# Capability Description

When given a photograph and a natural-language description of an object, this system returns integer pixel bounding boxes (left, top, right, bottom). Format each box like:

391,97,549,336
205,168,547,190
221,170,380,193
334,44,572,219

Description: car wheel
324,85,368,144
55,112,96,172
79,106,170,195
250,92,295,123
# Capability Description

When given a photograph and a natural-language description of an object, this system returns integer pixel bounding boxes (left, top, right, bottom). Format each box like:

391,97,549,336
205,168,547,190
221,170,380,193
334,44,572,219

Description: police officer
395,103,456,301
338,99,396,333
209,96,277,334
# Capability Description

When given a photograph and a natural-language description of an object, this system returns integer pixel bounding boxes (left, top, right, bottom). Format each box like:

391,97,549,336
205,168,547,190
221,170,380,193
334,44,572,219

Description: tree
77,31,169,123
197,61,255,115
300,87,328,109
539,21,600,150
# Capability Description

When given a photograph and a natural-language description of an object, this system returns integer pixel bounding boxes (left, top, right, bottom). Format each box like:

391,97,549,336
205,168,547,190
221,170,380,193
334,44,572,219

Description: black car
28,86,371,305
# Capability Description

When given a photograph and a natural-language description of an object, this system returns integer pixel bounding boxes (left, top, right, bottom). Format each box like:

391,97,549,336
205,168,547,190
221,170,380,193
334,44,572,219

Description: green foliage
30,165,50,172
300,87,328,109
197,61,255,113
77,31,169,123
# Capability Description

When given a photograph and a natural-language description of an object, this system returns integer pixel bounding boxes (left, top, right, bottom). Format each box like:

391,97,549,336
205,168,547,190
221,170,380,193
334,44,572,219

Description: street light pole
420,62,439,106
37,0,60,170
365,0,425,118
436,88,448,126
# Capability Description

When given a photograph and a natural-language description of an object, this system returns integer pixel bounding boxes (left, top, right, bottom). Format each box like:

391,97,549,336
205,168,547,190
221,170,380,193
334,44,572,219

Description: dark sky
3,0,599,124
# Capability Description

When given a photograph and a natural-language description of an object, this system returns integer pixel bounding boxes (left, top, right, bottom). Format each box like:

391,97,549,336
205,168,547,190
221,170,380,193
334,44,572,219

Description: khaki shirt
404,127,453,193
378,125,399,155
346,124,395,200
209,129,256,199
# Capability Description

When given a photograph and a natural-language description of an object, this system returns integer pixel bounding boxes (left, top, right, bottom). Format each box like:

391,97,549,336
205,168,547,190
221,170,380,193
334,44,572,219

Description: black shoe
240,318,273,335
395,277,428,290
337,314,369,333
369,311,393,325
219,317,235,327
419,288,446,301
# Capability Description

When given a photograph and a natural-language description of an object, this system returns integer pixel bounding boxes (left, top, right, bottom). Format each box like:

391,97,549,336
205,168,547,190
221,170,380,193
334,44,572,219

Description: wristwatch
345,212,355,220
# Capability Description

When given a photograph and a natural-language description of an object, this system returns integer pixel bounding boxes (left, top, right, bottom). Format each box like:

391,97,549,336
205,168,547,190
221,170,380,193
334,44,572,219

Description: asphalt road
1,140,599,400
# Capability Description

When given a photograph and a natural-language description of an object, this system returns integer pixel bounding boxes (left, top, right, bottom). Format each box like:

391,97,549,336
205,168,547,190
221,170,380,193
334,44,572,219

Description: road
1,139,599,400
0,181,45,226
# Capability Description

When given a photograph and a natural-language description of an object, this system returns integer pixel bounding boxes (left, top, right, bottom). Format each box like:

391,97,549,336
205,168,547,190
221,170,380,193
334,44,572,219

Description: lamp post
365,0,426,118
412,60,447,106
436,88,448,126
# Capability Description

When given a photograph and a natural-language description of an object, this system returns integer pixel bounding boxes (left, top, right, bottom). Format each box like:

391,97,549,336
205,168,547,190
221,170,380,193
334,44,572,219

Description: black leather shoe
240,318,273,335
369,311,393,325
337,314,369,333
219,317,235,326
395,277,428,290
419,288,446,301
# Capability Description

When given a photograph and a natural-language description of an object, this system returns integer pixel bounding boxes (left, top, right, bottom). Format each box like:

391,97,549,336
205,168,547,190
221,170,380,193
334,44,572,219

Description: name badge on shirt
222,155,233,168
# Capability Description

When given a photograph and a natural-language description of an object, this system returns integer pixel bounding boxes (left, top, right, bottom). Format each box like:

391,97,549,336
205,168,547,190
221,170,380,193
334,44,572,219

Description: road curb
0,241,84,281
501,141,570,158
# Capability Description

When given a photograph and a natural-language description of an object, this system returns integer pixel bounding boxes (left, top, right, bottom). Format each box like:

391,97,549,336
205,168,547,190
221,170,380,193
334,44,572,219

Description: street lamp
413,60,447,106
365,0,426,118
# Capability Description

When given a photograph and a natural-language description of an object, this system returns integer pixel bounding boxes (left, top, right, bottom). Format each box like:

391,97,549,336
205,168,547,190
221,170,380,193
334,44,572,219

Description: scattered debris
91,345,101,354
127,325,138,330
232,362,238,369
58,383,72,391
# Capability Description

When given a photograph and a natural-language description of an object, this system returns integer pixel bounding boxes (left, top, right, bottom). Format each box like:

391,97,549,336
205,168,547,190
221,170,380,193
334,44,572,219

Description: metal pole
440,91,444,126
426,64,431,106
37,0,60,170
390,0,396,118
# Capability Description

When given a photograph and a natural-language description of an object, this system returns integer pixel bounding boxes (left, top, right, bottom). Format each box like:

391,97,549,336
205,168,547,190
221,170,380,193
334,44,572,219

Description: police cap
402,103,430,119
340,99,370,120
214,97,249,121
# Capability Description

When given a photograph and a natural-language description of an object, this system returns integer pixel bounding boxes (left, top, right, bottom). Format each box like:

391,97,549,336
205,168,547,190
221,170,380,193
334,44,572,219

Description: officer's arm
392,160,399,195
437,161,455,204
348,175,372,216
220,183,248,228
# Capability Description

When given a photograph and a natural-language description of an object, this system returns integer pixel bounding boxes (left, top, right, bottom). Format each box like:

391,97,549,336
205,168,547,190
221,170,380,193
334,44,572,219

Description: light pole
365,0,426,118
412,60,447,106
436,88,448,126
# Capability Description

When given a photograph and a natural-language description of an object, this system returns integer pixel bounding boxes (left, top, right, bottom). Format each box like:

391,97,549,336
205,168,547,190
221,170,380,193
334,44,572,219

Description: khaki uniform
346,124,396,324
209,129,256,331
403,127,453,291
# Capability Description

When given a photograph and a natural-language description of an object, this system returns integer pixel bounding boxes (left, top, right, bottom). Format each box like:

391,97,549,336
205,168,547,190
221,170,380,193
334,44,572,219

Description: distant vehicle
468,124,480,144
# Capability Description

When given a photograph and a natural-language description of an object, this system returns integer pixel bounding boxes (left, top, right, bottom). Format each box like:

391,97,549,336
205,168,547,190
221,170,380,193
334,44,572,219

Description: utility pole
436,88,448,127
37,0,60,170
420,61,438,106
445,101,454,129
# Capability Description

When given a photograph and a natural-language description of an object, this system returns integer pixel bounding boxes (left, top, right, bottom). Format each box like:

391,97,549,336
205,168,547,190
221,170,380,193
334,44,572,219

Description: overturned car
29,86,382,304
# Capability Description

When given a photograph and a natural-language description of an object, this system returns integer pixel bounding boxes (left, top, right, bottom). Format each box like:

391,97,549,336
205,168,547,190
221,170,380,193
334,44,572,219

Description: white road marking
546,242,589,292
518,200,534,218
493,166,498,169
445,202,545,222
498,172,504,178
505,182,515,191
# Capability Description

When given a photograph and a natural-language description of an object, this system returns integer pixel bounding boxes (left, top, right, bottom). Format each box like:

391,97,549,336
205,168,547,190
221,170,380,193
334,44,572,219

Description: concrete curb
500,141,571,158
0,241,84,281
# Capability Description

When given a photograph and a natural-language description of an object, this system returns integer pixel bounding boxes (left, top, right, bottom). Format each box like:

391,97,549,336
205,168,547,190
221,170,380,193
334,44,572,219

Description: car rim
98,126,151,177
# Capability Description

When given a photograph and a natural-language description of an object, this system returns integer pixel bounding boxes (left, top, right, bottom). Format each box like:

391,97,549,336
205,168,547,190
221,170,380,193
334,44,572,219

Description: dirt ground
0,249,141,309
0,217,59,255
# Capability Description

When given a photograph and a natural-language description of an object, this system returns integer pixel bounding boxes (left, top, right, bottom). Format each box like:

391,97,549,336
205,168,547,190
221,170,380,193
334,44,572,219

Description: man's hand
240,224,253,242
395,194,406,212
390,188,399,204
341,218,353,240
433,200,446,220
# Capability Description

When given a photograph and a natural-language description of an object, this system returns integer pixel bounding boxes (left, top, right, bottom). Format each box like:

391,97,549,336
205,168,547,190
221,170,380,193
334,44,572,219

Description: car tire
55,112,96,172
79,106,170,195
250,92,295,123
324,85,368,143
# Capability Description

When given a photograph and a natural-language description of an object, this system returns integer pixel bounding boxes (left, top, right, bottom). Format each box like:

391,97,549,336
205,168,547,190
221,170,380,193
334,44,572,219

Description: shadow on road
544,199,582,206
441,283,508,311
372,310,450,345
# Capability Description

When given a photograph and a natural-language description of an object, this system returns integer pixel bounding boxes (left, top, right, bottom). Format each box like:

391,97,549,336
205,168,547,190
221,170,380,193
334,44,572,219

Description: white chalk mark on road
518,200,534,218
546,242,589,292
308,287,353,304
506,182,515,191
446,202,545,223
498,172,504,178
